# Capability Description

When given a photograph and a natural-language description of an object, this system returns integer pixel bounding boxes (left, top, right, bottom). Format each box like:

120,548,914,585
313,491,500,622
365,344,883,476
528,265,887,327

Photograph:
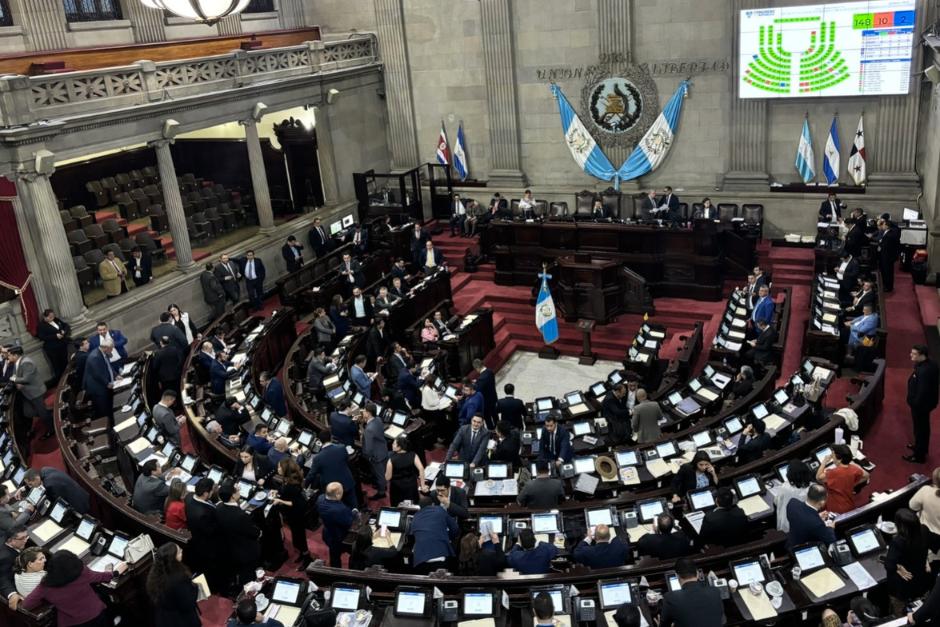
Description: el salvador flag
535,271,559,345
795,118,816,184
823,116,840,186
453,123,469,180
617,81,689,182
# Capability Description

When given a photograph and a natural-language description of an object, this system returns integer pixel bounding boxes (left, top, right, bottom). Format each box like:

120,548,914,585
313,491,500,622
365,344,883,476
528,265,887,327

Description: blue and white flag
795,118,816,184
550,83,617,182
823,116,840,186
535,270,559,345
618,81,690,181
453,123,469,180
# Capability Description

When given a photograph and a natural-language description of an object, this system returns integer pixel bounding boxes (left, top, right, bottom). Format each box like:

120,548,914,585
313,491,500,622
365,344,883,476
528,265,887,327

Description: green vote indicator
853,11,907,29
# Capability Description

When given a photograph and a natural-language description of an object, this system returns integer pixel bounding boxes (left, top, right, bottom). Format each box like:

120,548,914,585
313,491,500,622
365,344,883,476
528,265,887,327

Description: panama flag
823,116,840,186
847,114,866,186
453,123,469,180
550,83,617,181
435,122,450,165
795,117,816,184
535,269,559,345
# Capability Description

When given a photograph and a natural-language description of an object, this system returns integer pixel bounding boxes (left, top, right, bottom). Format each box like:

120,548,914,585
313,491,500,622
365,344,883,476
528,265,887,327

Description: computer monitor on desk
597,579,633,610
329,583,365,612
394,587,433,618
530,585,569,615
461,589,497,619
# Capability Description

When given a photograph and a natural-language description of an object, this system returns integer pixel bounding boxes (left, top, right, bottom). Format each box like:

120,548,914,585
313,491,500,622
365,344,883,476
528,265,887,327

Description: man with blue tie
82,343,117,422
350,355,374,400
457,379,484,426
328,400,358,446
306,430,357,508
241,250,266,312
750,285,774,337
538,415,573,466
846,303,879,351
446,415,490,467
409,495,459,574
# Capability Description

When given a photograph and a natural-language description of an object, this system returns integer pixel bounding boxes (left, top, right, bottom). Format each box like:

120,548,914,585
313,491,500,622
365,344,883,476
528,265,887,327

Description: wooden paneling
0,27,321,75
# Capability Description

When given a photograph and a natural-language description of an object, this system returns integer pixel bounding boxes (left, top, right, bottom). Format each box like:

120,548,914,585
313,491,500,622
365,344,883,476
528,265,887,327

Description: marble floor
493,350,623,400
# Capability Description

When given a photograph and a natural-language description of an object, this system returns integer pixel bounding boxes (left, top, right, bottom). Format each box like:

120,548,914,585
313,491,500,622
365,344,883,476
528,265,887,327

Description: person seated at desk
845,279,876,318
481,193,508,225
459,530,507,576
446,415,490,468
590,198,608,221
736,417,771,464
450,193,468,236
573,523,632,568
603,383,632,444
659,557,724,627
496,383,526,429
209,350,233,396
631,388,663,444
693,197,717,220
349,223,368,255
464,200,485,236
374,285,400,312
490,420,521,467
508,528,558,575
538,414,573,466
247,423,274,456
235,447,275,486
432,476,469,520
518,460,565,508
746,319,778,370
132,459,178,515
636,513,693,560
671,451,717,503
420,318,439,346
820,597,880,627
1,526,28,609
819,192,843,223
728,365,755,400
13,547,45,599
415,239,445,274
228,598,285,627
519,189,537,219
816,444,869,514
164,479,187,530
785,483,837,550
410,494,459,574
533,592,558,627
267,437,294,468
23,550,128,626
432,309,454,337
0,485,31,535
390,258,412,288
349,525,400,571
24,467,90,515
212,397,248,441
697,487,748,549
844,303,879,355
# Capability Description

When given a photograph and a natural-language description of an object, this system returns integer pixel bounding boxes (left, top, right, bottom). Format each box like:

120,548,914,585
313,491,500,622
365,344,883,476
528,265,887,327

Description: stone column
149,140,194,269
16,0,70,52
240,119,276,232
123,1,167,44
373,0,420,170
217,14,243,36
722,0,770,191
8,195,51,311
13,159,85,322
278,0,305,29
598,0,633,169
314,106,341,205
479,0,526,186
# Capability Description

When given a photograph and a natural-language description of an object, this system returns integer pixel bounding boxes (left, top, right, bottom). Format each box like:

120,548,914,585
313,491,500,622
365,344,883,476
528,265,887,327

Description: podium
555,254,621,323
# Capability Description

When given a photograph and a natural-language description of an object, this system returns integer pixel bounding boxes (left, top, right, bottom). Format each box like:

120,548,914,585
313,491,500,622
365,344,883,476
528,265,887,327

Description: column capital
13,151,56,183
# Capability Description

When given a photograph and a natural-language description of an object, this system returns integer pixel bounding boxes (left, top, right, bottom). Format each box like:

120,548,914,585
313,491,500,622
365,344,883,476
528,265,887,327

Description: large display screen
739,1,915,98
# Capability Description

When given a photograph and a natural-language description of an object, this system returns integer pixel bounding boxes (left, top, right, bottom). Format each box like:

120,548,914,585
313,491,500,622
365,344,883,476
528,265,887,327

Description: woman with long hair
23,550,127,627
457,530,506,576
234,446,274,485
385,435,425,506
910,466,940,553
14,547,46,597
670,450,717,502
885,508,929,614
271,457,312,566
167,304,200,345
146,542,200,627
348,525,400,571
774,458,813,532
163,478,187,530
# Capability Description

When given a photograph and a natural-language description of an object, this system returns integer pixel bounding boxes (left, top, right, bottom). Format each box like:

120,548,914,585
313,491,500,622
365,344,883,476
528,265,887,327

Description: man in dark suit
845,279,876,317
745,320,778,367
260,371,286,418
410,495,458,574
127,247,153,287
446,415,490,467
736,418,772,464
25,466,90,514
409,224,430,261
786,483,837,549
457,379,484,426
36,308,71,384
185,478,223,588
213,397,248,438
836,251,860,304
213,254,242,305
590,199,608,220
365,319,388,368
517,460,565,508
396,363,422,410
152,336,184,392
602,383,632,444
507,528,559,575
281,235,304,273
316,482,356,567
572,524,632,568
82,343,116,422
200,262,226,320
385,343,409,387
308,217,331,257
818,192,842,222
843,208,869,257
638,189,658,221
72,339,89,389
414,240,444,274
328,401,358,446
361,404,389,500
306,346,332,400
240,250,266,311
496,383,526,429
349,223,368,255
876,218,901,292
658,186,681,226
697,487,749,548
209,351,232,396
8,347,53,440
431,476,470,520
0,526,27,608
305,430,357,508
905,344,940,464
216,482,261,588
473,359,497,427
490,421,521,467
538,415,573,465
636,513,693,560
660,557,724,627
390,258,411,288
339,253,365,295
150,311,189,353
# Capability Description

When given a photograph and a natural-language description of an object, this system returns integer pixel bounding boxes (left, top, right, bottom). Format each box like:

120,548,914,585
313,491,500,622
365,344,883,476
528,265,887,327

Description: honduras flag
795,118,816,184
453,123,469,180
550,83,617,182
823,116,840,186
535,270,559,345
617,81,689,182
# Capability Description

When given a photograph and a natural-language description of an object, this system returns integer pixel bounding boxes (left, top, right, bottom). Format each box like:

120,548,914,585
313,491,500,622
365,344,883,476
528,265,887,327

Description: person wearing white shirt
450,193,468,236
518,189,536,219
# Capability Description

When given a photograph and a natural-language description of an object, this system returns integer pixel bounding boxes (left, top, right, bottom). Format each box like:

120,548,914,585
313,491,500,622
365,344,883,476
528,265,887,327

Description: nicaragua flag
618,81,689,183
535,271,559,345
453,123,469,180
795,118,816,184
435,122,450,165
823,116,840,186
550,83,617,182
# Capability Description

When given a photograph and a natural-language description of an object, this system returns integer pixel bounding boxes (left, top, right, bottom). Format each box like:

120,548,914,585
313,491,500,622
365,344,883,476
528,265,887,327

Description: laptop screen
478,515,503,535
794,545,825,571
536,398,553,411
445,462,465,478
331,586,360,610
395,590,428,616
488,463,509,479
586,508,613,528
532,513,560,534
736,476,761,498
638,500,664,523
573,456,595,474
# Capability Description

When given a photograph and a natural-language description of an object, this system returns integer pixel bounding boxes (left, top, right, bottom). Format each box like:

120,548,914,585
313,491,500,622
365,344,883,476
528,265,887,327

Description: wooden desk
554,255,622,323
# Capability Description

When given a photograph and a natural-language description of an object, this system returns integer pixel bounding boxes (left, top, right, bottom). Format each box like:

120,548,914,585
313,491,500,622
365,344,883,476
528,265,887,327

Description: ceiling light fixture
139,0,252,26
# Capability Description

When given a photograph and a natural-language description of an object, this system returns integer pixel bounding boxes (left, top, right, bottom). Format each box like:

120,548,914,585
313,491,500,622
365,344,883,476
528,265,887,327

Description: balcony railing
0,35,378,128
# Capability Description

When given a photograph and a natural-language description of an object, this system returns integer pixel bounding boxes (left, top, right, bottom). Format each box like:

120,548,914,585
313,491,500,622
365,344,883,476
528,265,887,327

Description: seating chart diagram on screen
739,0,915,98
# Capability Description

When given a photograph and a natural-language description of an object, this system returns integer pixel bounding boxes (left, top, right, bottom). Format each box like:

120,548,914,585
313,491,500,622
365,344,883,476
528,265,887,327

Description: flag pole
537,262,560,360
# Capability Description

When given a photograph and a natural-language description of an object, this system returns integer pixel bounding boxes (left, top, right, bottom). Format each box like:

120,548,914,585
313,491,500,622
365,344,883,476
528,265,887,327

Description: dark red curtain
0,177,40,335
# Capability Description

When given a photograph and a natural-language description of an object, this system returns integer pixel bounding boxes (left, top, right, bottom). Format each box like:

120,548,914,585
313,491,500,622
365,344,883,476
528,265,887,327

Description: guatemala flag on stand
535,270,559,345
795,117,816,183
435,122,450,165
453,123,469,180
823,115,841,186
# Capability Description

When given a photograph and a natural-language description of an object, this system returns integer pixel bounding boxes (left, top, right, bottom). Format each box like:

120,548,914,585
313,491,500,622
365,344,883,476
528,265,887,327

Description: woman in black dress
146,542,200,627
385,435,425,506
271,457,312,567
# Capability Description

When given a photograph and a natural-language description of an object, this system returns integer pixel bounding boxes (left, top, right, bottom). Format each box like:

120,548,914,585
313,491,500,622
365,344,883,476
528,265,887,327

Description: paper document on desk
266,605,301,626
802,567,845,598
738,495,770,516
646,458,672,478
731,318,746,329
739,590,777,620
424,462,441,480
371,531,401,548
459,619,496,627
842,561,877,590
763,414,787,431
685,510,705,535
619,467,640,486
31,519,63,544
627,524,653,543
126,437,151,455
